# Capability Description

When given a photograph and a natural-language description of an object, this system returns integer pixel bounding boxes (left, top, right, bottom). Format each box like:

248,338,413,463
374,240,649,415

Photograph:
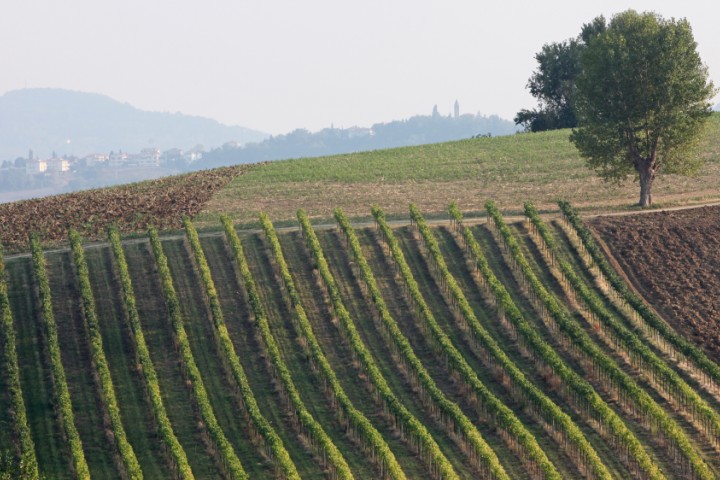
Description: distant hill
0,88,268,161
715,102,720,111
200,112,517,168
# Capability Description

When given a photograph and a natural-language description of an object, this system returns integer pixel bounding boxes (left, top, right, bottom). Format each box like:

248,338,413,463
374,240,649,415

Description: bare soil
591,205,720,362
0,166,244,252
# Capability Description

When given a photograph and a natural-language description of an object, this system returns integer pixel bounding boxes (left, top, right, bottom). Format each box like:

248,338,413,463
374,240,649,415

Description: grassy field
198,113,720,227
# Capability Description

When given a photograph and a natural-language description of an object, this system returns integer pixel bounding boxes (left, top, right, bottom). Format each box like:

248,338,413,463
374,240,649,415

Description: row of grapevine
333,208,509,480
221,215,354,480
452,205,663,480
68,230,143,479
258,212,407,480
107,227,194,478
557,201,720,393
485,201,713,479
524,203,720,450
370,206,561,480
29,235,91,479
0,247,38,479
409,204,612,480
297,210,458,480
148,227,249,480
182,217,301,480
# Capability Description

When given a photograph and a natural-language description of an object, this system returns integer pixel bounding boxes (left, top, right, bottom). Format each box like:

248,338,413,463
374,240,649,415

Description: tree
515,39,583,132
571,10,715,207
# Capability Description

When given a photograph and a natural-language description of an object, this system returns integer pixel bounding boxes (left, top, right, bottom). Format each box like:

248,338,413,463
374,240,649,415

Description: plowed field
591,205,720,362
0,166,244,252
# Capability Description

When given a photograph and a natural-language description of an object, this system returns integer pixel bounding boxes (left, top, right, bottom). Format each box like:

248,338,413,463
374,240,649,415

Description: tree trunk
638,161,654,207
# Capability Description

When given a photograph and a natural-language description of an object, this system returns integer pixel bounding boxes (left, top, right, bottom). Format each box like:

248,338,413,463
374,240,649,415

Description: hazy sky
1,1,719,135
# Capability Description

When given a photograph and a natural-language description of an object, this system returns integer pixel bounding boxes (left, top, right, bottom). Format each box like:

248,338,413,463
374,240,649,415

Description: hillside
2,202,720,479
2,113,720,479
0,89,267,161
198,112,720,227
592,205,720,362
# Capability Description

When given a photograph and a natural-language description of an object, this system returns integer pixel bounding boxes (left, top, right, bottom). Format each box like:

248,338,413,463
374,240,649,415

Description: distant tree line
199,112,517,168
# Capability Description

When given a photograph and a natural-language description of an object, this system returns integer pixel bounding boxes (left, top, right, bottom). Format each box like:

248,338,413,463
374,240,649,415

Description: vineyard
2,202,720,479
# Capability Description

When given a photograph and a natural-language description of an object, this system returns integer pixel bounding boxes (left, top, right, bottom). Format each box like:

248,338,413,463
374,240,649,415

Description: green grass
277,230,425,478
84,247,168,478
318,228,476,478
123,242,223,479
198,114,720,227
241,232,379,479
45,251,119,479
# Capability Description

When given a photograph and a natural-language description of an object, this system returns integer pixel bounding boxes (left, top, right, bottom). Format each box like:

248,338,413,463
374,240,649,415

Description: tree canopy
515,18,607,132
514,39,583,132
570,10,715,207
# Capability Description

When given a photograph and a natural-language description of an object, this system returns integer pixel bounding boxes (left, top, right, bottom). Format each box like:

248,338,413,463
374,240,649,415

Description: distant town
0,146,205,202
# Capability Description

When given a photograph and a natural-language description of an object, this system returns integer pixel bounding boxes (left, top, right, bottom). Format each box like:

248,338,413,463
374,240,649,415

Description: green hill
198,113,720,227
2,115,720,479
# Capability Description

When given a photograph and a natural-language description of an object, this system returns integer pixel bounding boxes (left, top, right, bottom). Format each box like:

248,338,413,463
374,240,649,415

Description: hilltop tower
454,100,460,118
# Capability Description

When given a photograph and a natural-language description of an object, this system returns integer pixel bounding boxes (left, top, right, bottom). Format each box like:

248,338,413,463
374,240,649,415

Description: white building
46,158,70,172
137,148,160,167
25,159,48,175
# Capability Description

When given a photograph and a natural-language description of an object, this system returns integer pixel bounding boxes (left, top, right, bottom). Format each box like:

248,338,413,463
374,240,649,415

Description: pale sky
1,1,718,135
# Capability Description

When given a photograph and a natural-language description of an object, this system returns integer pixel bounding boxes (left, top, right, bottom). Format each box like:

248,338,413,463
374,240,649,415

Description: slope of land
198,113,720,226
0,166,245,252
591,205,720,363
2,202,720,479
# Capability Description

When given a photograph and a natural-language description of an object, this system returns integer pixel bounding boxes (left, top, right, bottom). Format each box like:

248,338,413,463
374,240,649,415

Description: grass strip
259,211,406,480
373,205,561,480
298,209,459,480
29,235,90,479
334,208,510,479
183,217,300,480
0,246,39,479
107,227,194,478
68,230,143,479
148,227,248,480
487,200,711,479
222,215,354,480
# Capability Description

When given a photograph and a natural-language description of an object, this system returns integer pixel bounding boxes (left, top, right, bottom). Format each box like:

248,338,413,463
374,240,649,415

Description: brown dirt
0,166,245,252
591,205,720,362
